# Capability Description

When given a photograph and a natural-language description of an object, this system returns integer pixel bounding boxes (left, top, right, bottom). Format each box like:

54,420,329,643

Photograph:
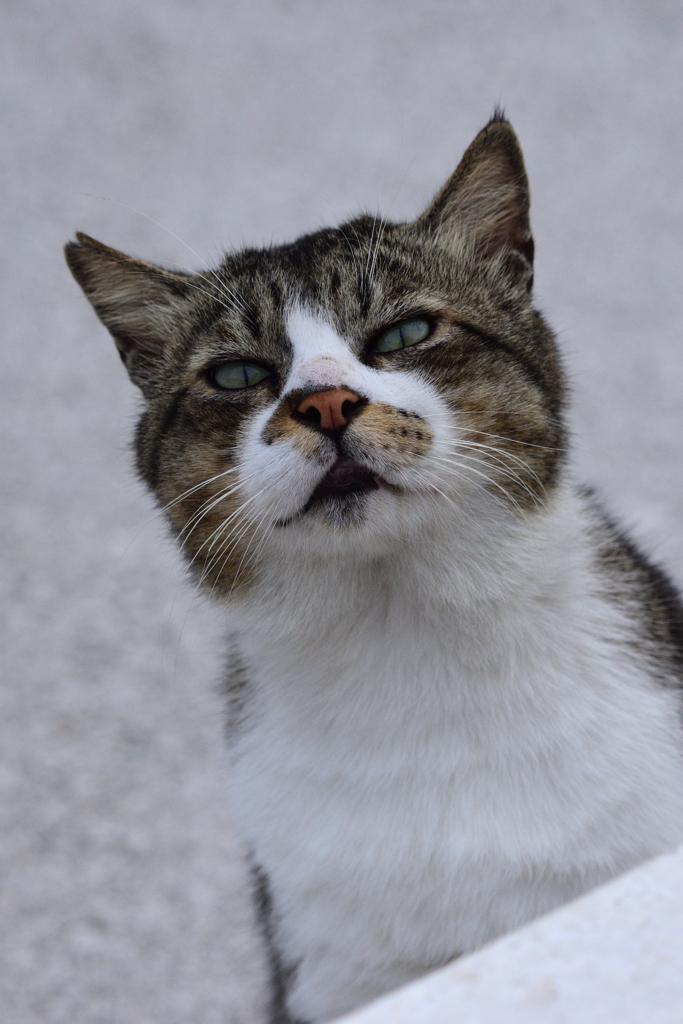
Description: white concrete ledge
334,845,683,1024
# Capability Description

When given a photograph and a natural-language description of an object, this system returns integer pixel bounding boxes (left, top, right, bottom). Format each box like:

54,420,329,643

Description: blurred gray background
1,2,682,1022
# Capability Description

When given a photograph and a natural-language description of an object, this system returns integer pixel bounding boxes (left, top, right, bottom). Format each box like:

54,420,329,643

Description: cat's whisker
177,467,263,542
197,489,270,584
189,500,252,572
452,423,562,452
191,489,266,576
426,455,526,515
154,486,245,583
204,497,276,596
441,433,545,471
235,514,277,582
432,445,543,504
109,465,245,566
176,484,246,546
423,480,475,528
447,438,546,489
226,501,282,594
438,433,547,479
431,446,532,489
176,480,242,529
160,466,241,515
151,467,264,582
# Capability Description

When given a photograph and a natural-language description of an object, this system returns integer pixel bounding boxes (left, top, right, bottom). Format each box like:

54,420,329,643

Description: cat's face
66,116,565,596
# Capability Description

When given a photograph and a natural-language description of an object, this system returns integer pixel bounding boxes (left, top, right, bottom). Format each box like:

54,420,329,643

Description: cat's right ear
64,232,193,392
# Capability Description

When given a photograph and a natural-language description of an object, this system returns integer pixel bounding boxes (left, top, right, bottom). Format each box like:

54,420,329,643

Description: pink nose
297,388,361,431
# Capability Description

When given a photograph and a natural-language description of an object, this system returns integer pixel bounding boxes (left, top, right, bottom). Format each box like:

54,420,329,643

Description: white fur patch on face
285,306,360,392
284,306,444,415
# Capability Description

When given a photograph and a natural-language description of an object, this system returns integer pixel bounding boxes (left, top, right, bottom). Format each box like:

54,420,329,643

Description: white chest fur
227,489,683,1023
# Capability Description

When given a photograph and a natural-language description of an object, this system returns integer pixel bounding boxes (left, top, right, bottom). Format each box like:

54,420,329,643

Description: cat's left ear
65,232,194,392
418,113,534,291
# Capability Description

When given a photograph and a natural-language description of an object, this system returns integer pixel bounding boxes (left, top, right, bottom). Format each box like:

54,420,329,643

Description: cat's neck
229,479,602,683
226,478,656,778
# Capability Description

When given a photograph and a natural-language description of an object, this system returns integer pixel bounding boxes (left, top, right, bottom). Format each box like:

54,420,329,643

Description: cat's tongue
312,457,379,499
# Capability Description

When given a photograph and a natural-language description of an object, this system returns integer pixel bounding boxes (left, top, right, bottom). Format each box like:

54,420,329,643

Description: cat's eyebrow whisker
365,153,420,300
187,275,247,320
173,268,254,327
100,199,252,325
363,215,377,294
362,214,382,301
336,225,361,279
204,270,255,324
82,196,254,326
141,248,250,325
367,213,387,292
345,221,368,298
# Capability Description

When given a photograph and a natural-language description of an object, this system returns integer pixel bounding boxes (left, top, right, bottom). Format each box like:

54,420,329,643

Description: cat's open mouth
273,458,384,527
305,457,380,510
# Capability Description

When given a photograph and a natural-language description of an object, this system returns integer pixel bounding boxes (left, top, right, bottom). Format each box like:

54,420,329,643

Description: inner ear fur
418,113,534,290
64,232,194,389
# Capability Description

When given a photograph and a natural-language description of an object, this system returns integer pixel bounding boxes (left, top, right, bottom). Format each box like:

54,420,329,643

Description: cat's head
65,114,565,598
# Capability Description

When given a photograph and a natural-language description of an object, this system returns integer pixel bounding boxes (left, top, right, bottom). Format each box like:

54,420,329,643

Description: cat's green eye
373,318,431,354
212,361,272,390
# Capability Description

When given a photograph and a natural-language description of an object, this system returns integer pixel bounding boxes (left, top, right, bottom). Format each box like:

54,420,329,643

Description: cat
65,112,683,1024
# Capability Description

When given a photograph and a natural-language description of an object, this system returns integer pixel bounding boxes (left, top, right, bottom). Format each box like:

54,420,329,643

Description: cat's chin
278,488,378,531
301,488,377,528
270,482,434,562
